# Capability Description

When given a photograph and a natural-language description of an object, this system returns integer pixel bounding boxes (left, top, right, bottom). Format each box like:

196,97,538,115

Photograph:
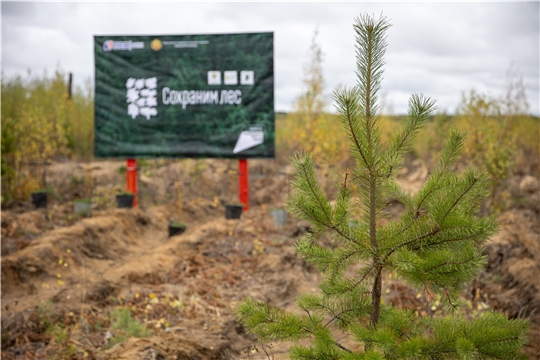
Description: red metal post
238,159,249,211
127,159,137,207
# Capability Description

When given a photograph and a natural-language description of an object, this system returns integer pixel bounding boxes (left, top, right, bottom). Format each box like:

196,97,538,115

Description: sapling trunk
369,176,381,329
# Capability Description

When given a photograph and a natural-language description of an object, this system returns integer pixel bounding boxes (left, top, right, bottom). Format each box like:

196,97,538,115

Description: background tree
239,13,529,359
277,28,349,168
456,63,532,213
1,69,94,203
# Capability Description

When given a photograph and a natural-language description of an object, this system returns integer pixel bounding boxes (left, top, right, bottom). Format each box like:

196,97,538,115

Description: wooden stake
176,182,183,221
321,164,329,197
228,169,237,203
67,73,73,100
84,166,92,199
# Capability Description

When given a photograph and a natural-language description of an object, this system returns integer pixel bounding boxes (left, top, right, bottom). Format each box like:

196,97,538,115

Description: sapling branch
323,264,375,296
441,177,478,222
299,160,331,221
334,341,353,354
323,304,370,329
384,227,440,261
333,210,349,229
342,171,349,190
295,203,363,247
423,256,477,274
415,184,445,214
343,95,371,171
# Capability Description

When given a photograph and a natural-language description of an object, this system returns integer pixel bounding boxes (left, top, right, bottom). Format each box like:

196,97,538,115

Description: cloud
1,2,36,17
1,2,538,114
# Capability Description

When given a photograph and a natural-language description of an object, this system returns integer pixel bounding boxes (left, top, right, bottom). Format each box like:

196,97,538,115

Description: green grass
107,308,151,348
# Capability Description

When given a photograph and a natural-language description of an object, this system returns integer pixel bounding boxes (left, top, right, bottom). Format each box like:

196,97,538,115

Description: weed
37,300,55,331
106,307,151,348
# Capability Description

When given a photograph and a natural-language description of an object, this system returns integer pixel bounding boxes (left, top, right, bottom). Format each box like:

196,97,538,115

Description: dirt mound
484,209,540,318
2,160,540,359
1,192,319,358
1,207,164,309
481,208,540,358
103,319,253,360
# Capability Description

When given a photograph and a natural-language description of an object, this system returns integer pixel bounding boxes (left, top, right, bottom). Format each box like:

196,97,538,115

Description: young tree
457,64,531,213
278,28,349,167
1,69,94,202
238,14,529,359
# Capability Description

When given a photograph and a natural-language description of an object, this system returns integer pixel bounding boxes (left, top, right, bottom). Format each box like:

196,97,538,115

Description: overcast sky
2,1,539,115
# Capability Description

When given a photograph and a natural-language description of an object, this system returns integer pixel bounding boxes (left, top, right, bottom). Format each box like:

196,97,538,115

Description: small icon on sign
233,130,264,154
224,71,238,85
208,71,221,85
240,71,254,85
151,39,162,51
103,40,114,52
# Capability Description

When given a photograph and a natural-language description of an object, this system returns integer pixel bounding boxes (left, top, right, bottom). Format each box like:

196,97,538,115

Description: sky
2,1,539,115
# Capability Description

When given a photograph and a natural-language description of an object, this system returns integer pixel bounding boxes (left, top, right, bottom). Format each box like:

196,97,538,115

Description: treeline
275,34,539,214
1,69,94,203
276,105,539,213
1,66,538,211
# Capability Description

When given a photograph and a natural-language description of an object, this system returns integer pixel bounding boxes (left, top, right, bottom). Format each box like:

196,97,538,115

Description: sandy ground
1,160,539,359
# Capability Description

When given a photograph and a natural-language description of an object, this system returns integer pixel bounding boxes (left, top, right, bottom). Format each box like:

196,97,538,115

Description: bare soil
1,160,539,359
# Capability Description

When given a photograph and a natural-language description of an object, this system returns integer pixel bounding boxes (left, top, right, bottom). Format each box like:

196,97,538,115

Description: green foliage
36,300,79,358
107,307,151,348
1,68,94,203
37,300,55,331
413,64,537,214
456,89,515,213
276,29,350,167
238,13,529,359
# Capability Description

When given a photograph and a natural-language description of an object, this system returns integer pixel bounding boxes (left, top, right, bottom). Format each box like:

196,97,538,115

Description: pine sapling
238,13,529,359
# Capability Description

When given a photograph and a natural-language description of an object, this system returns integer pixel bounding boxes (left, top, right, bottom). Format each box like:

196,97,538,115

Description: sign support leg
127,159,137,207
239,159,249,211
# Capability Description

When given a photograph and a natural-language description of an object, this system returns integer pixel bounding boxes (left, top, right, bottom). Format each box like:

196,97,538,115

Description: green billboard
94,32,274,158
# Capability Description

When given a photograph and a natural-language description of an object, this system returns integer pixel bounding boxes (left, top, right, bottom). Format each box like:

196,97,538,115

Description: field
3,68,540,358
1,156,539,359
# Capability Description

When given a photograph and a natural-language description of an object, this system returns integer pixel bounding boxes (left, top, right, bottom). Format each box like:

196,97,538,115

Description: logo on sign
208,71,221,85
103,40,114,52
126,77,158,120
151,39,162,51
224,71,238,85
103,40,145,52
240,71,254,85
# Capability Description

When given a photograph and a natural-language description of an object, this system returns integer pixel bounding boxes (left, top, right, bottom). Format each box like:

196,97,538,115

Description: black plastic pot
116,194,134,208
30,191,47,209
168,222,187,237
225,204,244,219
